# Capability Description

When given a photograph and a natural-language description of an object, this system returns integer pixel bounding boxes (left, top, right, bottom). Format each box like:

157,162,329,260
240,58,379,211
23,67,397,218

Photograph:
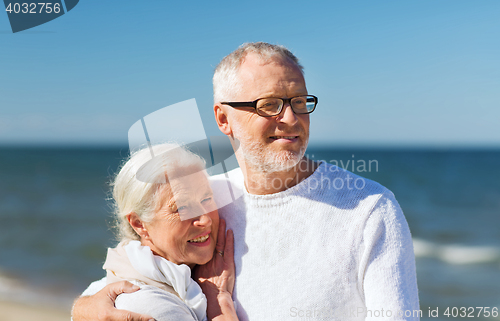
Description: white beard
233,126,308,174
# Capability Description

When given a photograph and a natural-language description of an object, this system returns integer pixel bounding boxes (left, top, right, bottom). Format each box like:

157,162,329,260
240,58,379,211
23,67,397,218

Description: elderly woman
100,143,238,321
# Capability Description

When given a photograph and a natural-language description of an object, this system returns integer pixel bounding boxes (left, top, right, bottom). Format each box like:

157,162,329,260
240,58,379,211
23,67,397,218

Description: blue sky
1,0,499,147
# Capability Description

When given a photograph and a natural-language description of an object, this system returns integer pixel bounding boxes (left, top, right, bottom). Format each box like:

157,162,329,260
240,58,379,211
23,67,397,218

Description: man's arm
360,191,420,321
72,281,155,321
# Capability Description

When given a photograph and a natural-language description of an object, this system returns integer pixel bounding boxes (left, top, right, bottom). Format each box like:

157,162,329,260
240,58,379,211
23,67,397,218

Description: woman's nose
193,212,212,227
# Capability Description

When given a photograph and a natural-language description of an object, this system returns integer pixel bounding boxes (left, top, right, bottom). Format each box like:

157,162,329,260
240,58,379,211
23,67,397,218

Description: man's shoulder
299,161,402,218
313,161,391,197
310,162,405,226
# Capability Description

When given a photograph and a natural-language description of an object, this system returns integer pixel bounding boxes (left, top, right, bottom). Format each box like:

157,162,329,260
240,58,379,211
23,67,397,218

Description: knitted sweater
210,161,419,320
81,161,419,320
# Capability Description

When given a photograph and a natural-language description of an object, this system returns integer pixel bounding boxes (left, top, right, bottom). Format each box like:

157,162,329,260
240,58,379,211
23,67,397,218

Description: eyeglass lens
256,96,315,116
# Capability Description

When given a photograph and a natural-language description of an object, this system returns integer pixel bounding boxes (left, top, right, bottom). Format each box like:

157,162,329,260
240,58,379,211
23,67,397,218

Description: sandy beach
0,300,71,321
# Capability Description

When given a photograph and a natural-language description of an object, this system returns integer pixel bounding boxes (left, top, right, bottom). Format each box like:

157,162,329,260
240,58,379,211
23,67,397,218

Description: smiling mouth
188,234,209,243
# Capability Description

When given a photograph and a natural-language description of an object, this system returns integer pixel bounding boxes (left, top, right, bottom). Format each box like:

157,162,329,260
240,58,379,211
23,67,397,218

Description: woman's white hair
111,143,206,242
213,42,304,104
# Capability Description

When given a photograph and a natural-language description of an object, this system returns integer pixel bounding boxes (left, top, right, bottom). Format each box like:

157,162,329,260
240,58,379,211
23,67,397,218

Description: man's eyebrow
255,93,276,99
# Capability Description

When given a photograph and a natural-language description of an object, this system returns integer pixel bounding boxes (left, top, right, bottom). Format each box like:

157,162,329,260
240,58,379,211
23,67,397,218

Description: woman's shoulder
115,285,199,321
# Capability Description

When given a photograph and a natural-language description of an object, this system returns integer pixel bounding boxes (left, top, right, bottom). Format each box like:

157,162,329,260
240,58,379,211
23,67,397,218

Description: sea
0,146,499,320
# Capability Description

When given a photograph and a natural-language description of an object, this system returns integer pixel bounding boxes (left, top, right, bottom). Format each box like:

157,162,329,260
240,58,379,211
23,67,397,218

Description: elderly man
73,42,419,320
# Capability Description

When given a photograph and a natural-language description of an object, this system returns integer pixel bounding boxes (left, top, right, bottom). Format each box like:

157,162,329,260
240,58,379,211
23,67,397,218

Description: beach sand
0,300,71,321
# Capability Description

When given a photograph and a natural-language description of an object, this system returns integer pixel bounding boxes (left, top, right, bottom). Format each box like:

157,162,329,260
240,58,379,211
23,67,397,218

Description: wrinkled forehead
168,170,211,196
157,170,210,198
155,170,213,215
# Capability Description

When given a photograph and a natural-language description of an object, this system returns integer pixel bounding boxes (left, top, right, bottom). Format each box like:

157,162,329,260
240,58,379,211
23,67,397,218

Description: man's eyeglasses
221,95,318,117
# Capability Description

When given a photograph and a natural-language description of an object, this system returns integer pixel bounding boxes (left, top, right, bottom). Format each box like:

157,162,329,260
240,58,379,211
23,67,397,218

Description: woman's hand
194,219,237,320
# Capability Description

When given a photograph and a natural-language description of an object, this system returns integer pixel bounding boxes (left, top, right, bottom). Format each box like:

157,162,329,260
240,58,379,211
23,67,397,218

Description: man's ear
126,212,150,240
214,104,232,136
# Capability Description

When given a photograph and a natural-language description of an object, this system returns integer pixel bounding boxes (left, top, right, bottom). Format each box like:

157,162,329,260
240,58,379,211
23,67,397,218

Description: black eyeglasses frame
221,95,318,117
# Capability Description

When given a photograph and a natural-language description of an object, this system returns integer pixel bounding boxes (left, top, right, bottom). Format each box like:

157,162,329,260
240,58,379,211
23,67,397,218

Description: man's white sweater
211,161,419,320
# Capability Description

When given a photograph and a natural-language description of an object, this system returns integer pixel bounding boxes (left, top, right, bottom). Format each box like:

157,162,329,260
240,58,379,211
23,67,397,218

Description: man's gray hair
213,42,304,103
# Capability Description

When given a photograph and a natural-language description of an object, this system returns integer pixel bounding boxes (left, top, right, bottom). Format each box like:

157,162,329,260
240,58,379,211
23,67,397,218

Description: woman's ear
214,104,232,136
126,212,149,240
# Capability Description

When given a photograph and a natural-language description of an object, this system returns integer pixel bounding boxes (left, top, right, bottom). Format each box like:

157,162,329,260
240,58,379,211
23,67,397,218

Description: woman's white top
103,240,207,321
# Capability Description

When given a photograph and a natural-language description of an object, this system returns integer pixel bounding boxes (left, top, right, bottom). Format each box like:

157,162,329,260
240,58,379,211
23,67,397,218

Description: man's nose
277,102,298,124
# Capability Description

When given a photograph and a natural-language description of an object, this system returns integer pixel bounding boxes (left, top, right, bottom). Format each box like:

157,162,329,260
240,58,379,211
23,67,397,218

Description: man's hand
72,281,155,321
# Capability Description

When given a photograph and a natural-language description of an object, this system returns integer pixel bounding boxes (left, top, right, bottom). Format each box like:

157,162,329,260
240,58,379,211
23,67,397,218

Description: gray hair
213,42,304,103
110,143,206,242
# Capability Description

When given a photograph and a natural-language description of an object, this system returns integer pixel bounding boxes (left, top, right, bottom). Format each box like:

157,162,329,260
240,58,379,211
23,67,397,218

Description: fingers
223,228,236,295
72,282,154,321
104,283,155,321
215,218,226,252
105,281,141,300
224,229,234,264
